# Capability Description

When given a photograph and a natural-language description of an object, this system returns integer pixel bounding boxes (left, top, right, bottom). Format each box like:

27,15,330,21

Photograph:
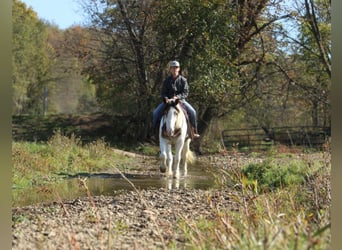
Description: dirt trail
12,187,238,249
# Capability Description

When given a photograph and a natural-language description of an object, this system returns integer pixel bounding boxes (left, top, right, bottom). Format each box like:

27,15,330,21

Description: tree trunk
304,0,331,78
137,96,154,141
312,99,318,127
192,106,218,154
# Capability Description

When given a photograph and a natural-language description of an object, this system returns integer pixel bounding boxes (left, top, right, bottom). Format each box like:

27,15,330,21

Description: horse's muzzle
161,125,181,139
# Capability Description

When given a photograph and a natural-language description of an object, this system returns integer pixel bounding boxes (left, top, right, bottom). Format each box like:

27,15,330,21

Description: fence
221,126,331,150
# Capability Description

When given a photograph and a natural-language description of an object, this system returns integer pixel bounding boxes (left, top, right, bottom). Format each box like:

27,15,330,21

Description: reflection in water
167,178,186,189
13,162,216,207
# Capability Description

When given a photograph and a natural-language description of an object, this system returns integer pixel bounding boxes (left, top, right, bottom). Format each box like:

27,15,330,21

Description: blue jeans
153,100,197,131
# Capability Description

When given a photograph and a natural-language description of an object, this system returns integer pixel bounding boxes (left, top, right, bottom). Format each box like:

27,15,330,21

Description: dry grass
12,130,135,205
176,148,331,249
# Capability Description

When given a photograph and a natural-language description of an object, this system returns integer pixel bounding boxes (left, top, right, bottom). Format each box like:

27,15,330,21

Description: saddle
178,103,196,139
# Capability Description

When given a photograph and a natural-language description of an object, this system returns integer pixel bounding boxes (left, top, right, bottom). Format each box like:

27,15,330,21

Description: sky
21,0,86,29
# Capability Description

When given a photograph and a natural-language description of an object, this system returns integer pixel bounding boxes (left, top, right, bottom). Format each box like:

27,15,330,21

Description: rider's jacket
161,75,189,101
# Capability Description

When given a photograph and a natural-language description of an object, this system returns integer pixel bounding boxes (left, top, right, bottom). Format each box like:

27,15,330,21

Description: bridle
161,104,183,138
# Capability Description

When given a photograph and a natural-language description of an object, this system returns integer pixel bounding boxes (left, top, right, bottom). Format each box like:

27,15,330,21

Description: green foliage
154,0,240,109
12,0,331,142
178,152,331,249
12,130,134,190
46,26,99,114
242,159,308,191
282,0,331,127
12,0,53,114
12,1,98,115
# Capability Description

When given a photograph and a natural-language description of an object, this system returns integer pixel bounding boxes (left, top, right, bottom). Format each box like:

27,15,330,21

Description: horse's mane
163,101,180,112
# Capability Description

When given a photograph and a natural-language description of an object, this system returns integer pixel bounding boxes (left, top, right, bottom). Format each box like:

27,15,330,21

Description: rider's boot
193,127,200,138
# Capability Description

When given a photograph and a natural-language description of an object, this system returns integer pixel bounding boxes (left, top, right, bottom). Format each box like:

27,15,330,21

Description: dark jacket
161,75,189,101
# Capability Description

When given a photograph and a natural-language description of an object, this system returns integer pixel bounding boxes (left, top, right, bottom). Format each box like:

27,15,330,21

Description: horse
159,99,195,178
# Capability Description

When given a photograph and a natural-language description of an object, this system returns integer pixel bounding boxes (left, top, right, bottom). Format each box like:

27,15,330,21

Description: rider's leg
182,100,200,137
152,102,166,129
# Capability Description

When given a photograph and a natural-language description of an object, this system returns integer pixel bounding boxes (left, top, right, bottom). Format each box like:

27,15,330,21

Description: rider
152,60,200,138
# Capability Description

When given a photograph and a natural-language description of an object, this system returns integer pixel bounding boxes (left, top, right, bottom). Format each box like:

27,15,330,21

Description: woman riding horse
159,100,193,177
152,60,200,138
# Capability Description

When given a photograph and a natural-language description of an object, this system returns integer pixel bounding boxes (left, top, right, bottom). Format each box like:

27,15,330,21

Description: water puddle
13,162,217,207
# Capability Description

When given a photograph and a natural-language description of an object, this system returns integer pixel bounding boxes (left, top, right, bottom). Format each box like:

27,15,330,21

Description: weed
177,151,331,249
241,156,325,192
12,130,137,205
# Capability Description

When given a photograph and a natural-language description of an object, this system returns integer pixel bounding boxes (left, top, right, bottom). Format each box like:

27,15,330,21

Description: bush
242,159,307,192
12,130,133,190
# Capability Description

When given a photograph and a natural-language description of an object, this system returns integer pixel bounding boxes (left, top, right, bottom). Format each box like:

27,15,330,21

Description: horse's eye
174,111,178,116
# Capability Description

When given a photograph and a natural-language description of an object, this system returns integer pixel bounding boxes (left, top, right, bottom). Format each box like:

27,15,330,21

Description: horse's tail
186,149,195,164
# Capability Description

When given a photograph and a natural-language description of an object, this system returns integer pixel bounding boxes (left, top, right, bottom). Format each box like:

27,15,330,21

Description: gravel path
12,188,238,249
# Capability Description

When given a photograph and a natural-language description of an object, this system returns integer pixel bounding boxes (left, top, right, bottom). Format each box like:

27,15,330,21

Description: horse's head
163,100,184,137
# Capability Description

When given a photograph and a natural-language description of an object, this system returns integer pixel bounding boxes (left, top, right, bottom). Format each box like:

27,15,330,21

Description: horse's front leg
181,138,191,177
159,139,170,174
159,150,167,174
173,139,185,178
166,144,173,176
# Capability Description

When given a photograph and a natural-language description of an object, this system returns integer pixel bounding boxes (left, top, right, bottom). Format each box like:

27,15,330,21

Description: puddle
12,162,217,207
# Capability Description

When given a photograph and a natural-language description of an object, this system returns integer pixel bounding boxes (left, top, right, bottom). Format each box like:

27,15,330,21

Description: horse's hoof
160,166,166,173
174,173,180,179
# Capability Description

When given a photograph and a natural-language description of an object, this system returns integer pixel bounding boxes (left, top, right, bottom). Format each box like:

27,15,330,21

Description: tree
272,0,331,127
12,0,53,114
82,0,165,140
82,0,284,144
153,0,294,151
80,0,331,148
298,0,331,127
46,25,98,114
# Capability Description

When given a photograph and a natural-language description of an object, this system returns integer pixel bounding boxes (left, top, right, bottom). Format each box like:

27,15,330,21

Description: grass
242,158,309,192
12,131,331,249
176,148,331,249
177,187,330,249
12,130,136,196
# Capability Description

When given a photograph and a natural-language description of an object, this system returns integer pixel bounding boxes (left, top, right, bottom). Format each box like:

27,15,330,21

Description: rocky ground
12,187,238,250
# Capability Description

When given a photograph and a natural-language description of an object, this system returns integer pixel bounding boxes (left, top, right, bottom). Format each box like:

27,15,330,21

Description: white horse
159,100,194,178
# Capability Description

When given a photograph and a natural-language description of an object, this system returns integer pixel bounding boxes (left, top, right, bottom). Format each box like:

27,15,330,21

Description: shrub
242,159,307,192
